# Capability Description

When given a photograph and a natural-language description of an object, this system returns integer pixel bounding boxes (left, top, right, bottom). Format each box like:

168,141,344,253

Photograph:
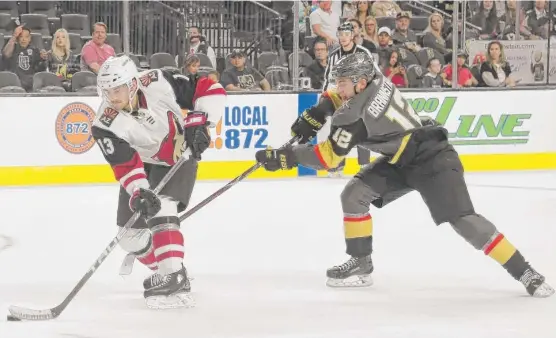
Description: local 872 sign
209,104,269,150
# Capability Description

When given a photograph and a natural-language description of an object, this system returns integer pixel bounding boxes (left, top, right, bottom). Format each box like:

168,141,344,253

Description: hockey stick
118,136,300,275
178,136,300,222
7,150,193,321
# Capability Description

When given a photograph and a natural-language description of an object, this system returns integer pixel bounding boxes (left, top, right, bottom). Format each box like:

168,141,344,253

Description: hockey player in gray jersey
255,53,554,298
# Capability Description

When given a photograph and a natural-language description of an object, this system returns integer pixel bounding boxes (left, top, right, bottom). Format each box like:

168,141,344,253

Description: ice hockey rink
0,171,554,338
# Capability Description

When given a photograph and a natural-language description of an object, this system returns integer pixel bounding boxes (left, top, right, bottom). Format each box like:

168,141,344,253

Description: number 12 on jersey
381,88,422,130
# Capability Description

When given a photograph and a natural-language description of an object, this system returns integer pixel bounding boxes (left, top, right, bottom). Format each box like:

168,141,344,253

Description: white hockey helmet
97,55,139,107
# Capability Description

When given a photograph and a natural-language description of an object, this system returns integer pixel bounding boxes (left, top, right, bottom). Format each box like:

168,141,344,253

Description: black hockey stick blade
179,136,299,222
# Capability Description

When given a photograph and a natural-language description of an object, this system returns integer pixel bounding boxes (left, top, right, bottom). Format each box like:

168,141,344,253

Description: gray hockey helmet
331,52,376,84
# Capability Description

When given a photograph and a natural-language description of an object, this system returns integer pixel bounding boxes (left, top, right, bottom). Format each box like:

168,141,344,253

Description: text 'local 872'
209,104,269,150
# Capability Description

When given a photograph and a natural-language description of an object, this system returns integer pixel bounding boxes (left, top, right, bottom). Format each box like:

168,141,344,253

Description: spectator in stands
363,16,379,46
2,26,47,92
342,1,357,19
349,19,377,52
183,54,200,76
423,13,452,57
471,0,501,40
46,28,75,81
523,0,549,40
310,0,340,47
392,11,420,53
371,0,401,17
441,50,477,88
421,58,443,88
182,26,217,69
299,2,312,36
305,38,328,90
207,70,219,83
354,1,372,25
383,49,408,87
220,50,270,92
480,41,516,87
80,22,115,73
376,26,393,69
500,0,527,40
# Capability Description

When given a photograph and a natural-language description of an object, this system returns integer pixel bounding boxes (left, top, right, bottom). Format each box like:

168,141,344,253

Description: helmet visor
102,83,131,110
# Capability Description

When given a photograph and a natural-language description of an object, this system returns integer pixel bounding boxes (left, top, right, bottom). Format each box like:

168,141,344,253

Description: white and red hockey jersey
91,69,226,195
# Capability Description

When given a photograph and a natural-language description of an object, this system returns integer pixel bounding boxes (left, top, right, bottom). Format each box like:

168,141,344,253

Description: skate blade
146,292,195,309
326,274,373,288
533,283,555,298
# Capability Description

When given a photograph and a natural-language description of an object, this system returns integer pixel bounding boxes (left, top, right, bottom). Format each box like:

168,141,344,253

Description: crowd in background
0,0,554,93
302,0,551,90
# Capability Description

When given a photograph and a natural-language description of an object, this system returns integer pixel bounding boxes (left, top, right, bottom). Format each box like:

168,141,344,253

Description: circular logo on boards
55,102,96,154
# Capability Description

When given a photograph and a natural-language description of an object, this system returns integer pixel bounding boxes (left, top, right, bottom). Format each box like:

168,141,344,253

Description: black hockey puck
7,315,21,321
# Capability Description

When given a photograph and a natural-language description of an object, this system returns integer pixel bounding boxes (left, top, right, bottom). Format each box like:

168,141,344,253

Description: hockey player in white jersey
91,55,226,309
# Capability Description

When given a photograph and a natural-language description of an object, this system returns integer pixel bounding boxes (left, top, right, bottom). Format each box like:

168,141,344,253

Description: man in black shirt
2,26,47,92
304,38,328,90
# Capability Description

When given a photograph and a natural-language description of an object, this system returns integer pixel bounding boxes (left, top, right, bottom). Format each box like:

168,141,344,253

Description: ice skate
326,255,373,287
520,268,555,298
143,272,163,290
144,271,193,290
144,264,194,309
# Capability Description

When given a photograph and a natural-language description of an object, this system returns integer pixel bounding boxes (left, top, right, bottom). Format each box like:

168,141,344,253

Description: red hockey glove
184,111,211,160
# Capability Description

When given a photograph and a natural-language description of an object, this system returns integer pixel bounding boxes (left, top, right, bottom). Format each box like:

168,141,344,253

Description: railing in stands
2,0,556,95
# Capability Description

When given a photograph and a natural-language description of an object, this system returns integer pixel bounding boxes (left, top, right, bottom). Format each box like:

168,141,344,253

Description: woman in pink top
80,22,115,73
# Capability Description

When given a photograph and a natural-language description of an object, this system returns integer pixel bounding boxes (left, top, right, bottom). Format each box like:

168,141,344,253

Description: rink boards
0,89,555,186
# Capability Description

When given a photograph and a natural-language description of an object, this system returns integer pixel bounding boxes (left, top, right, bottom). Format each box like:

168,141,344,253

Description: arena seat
0,71,25,93
61,14,90,37
68,32,83,54
150,52,178,70
32,71,66,93
0,1,18,19
106,33,122,54
0,13,13,36
20,13,50,37
71,71,97,92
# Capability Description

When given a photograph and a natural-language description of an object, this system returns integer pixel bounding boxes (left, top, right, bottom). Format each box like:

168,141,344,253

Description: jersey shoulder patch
98,107,120,128
139,70,159,87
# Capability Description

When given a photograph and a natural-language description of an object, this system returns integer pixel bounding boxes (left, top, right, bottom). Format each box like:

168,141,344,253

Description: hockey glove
184,111,211,160
291,110,326,144
129,188,161,219
255,145,297,172
419,115,440,127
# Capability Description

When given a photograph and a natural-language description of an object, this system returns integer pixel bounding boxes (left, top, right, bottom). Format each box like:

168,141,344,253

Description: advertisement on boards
404,90,555,154
203,94,298,161
314,90,555,158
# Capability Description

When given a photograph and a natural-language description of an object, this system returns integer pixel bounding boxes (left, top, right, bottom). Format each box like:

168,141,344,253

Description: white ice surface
0,171,555,338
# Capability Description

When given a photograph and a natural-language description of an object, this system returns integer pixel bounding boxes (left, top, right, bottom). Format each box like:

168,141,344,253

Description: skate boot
519,268,555,298
143,272,163,290
144,264,194,309
326,255,374,287
144,271,193,290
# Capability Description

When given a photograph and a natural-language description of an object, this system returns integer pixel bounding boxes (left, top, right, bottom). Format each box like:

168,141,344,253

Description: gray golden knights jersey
293,75,429,170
